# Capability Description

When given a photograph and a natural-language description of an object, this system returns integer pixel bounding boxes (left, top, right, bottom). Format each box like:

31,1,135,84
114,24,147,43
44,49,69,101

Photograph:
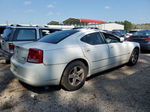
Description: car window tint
103,33,120,43
15,29,36,41
39,30,78,44
81,32,104,45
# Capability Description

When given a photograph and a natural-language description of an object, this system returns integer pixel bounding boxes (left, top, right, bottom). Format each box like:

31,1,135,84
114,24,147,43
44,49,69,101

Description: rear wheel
61,61,88,91
5,59,10,64
127,48,139,66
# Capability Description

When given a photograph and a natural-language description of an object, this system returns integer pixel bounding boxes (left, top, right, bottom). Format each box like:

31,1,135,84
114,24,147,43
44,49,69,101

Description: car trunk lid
131,36,150,43
14,42,57,64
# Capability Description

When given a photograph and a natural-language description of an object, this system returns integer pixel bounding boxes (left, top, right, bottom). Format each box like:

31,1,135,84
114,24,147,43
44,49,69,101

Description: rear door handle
86,49,90,52
109,45,114,48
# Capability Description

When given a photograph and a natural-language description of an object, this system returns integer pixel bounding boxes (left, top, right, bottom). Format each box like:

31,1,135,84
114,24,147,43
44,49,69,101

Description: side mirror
120,37,125,42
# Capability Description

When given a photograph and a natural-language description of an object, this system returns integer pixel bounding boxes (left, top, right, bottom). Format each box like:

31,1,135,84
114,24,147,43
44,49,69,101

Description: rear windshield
2,28,14,40
39,30,78,44
133,30,150,36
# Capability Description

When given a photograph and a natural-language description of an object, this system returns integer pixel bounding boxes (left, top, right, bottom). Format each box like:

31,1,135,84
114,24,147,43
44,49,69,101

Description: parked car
11,29,140,91
0,25,7,48
0,25,61,63
125,30,140,38
127,30,150,51
112,30,127,37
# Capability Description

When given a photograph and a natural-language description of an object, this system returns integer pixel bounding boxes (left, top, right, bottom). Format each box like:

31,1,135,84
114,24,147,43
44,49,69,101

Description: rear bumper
10,56,67,86
140,43,150,50
0,49,12,59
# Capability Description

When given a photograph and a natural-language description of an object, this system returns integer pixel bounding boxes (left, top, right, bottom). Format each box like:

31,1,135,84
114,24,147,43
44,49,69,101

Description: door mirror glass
120,37,125,42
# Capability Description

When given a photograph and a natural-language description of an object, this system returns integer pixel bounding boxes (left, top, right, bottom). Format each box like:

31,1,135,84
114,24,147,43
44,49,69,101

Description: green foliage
63,18,80,25
133,23,150,29
124,20,133,31
63,18,87,26
48,21,59,25
115,20,133,31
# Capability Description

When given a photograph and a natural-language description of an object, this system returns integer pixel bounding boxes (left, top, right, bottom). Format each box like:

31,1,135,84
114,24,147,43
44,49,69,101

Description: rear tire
127,48,139,66
5,59,10,64
61,61,88,91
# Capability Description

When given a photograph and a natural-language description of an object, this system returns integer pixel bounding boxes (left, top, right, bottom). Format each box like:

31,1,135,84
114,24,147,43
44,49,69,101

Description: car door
103,33,129,65
80,32,110,74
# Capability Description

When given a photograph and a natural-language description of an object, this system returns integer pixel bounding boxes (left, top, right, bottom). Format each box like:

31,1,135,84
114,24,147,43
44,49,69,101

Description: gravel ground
0,52,150,112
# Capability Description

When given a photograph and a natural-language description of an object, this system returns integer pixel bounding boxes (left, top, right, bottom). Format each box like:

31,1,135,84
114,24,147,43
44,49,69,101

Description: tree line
47,18,150,31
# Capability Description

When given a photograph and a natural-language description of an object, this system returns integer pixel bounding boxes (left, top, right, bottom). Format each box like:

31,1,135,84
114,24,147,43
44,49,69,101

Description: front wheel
61,61,88,91
127,48,139,66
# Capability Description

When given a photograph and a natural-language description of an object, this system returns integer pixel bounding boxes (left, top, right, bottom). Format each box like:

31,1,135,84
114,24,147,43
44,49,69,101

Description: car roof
5,25,61,30
76,28,105,33
139,29,150,32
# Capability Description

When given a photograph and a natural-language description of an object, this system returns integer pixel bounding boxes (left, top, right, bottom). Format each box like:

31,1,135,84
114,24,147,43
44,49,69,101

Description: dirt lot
0,52,150,112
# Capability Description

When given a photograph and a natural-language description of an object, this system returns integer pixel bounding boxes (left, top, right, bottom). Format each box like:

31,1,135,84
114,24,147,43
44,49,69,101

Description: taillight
127,37,133,41
8,43,15,51
145,38,150,41
27,48,43,64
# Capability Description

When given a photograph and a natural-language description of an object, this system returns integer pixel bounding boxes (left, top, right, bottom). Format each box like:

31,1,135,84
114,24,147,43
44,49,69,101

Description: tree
124,20,133,31
63,18,88,26
63,18,80,25
115,20,133,31
48,21,59,25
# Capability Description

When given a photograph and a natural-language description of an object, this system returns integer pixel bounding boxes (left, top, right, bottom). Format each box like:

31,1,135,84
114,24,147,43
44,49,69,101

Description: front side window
39,30,78,44
14,29,36,41
103,33,120,43
81,32,104,45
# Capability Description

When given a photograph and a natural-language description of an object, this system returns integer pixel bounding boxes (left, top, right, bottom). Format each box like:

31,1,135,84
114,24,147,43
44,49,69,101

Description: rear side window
40,29,61,38
81,32,104,45
39,30,78,44
14,29,36,41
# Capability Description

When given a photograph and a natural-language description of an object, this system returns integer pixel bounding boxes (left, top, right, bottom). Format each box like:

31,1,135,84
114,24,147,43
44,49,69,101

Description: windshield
39,30,78,44
133,30,150,36
2,28,13,40
112,32,122,37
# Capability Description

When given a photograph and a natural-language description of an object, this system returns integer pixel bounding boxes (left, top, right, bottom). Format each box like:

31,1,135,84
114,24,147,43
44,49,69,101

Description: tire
5,59,10,64
127,48,139,66
61,61,88,91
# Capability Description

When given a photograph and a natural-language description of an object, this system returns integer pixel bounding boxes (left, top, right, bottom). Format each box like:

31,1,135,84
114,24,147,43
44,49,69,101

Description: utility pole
6,20,8,25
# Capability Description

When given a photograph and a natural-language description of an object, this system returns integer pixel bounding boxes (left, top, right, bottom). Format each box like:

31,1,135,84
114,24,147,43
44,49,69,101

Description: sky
0,0,150,25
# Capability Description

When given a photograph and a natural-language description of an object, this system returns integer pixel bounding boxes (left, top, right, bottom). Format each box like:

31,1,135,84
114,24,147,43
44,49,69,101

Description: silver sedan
11,29,140,91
